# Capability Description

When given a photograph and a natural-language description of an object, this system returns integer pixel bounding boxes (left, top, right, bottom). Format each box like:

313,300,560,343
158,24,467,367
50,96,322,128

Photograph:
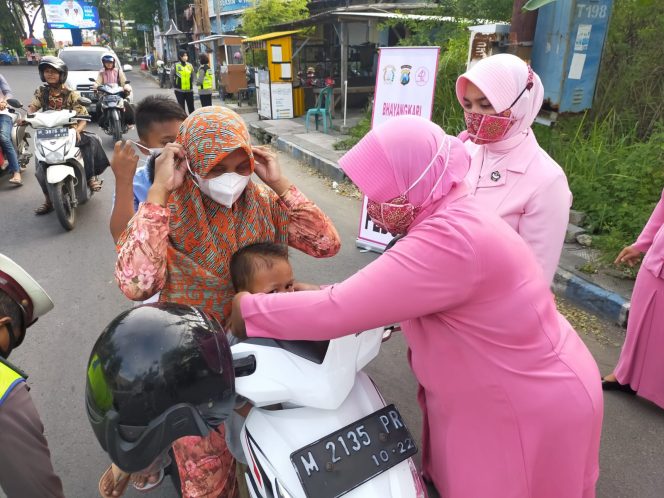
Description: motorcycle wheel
48,178,76,231
112,110,122,142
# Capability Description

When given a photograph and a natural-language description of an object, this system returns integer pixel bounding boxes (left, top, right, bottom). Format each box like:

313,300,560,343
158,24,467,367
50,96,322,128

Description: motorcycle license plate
290,405,417,498
36,128,69,140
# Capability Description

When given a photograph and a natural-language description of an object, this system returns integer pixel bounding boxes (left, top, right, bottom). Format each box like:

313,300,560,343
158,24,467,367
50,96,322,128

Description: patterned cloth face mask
463,66,534,145
367,139,451,235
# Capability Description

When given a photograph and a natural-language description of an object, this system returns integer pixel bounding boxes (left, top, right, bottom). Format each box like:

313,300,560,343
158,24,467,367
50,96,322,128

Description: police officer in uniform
196,53,214,108
172,50,195,114
0,254,64,498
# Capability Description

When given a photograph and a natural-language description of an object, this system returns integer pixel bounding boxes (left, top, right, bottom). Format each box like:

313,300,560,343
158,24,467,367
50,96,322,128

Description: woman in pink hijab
601,188,664,408
456,54,572,283
229,116,603,498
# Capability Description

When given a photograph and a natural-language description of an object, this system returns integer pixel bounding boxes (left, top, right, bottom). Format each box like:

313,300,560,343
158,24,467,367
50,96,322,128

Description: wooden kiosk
244,31,304,119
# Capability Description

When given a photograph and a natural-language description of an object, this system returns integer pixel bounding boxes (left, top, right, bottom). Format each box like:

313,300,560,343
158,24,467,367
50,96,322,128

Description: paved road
0,65,662,498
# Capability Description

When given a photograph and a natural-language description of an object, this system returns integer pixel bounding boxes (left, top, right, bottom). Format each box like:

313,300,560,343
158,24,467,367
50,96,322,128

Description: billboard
207,0,252,14
44,0,100,30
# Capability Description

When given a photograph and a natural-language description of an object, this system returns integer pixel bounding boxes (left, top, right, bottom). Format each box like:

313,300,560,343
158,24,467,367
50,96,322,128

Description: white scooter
230,327,426,498
0,98,31,173
24,104,92,230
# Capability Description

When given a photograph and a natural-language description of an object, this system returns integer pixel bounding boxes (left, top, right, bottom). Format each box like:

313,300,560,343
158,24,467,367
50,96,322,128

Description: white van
57,46,133,116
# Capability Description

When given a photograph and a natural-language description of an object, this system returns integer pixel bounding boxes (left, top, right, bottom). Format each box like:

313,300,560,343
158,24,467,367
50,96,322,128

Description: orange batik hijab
161,106,289,321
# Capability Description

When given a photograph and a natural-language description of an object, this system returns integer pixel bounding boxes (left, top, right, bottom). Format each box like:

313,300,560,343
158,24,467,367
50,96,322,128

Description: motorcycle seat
244,337,329,365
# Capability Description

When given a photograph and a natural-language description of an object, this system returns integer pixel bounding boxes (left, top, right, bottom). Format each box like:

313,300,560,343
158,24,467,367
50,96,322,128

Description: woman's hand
252,146,291,195
228,291,250,340
147,143,187,206
614,245,643,267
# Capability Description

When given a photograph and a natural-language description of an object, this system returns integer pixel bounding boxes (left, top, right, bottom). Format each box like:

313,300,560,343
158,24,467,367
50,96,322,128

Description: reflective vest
175,62,193,91
201,65,214,90
0,359,25,407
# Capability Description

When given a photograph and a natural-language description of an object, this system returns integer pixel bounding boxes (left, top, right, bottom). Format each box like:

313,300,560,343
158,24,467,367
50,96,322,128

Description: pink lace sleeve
280,185,341,258
115,202,171,301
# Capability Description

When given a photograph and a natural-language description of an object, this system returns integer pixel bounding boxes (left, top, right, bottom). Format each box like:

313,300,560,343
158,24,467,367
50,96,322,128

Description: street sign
136,24,150,31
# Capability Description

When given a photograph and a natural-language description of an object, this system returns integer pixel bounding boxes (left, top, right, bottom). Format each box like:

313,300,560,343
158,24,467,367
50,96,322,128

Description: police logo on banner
383,65,396,85
400,65,412,85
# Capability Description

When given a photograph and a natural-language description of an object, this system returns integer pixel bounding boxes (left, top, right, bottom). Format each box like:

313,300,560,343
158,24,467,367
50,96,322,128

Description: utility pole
214,0,221,35
160,0,169,30
509,0,539,61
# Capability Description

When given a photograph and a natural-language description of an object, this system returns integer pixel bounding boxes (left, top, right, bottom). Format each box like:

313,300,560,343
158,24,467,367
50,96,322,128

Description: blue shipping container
531,0,613,114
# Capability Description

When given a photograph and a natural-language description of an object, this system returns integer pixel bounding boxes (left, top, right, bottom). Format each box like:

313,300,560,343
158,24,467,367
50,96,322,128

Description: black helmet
38,56,68,84
85,303,235,472
101,52,115,66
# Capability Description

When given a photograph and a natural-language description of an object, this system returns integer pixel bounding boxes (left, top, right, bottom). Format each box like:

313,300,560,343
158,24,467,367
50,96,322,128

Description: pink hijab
455,53,544,143
338,116,470,210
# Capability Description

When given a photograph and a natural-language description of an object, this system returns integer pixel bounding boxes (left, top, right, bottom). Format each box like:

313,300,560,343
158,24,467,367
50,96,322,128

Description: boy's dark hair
230,242,289,292
200,53,209,65
178,50,188,59
135,95,187,140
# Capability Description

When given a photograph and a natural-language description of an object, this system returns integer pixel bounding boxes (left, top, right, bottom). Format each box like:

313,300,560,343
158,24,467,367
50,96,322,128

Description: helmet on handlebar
38,56,68,84
101,53,116,67
85,303,236,472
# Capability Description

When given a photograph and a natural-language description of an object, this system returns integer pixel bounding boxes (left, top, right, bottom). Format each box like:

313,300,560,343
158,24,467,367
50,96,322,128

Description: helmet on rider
85,303,236,472
101,53,116,67
38,56,68,84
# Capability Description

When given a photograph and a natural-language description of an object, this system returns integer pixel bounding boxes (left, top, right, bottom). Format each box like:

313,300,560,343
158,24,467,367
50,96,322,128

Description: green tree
240,0,308,37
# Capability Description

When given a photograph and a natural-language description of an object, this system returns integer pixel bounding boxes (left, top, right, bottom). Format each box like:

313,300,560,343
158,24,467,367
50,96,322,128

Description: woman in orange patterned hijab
115,106,340,320
112,106,340,498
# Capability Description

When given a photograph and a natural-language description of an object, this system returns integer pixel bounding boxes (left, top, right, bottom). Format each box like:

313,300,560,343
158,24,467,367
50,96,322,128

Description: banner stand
355,46,440,253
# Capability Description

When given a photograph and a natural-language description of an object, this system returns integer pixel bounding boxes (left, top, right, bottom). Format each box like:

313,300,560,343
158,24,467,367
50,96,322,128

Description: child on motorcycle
93,53,134,126
27,56,110,214
99,242,298,498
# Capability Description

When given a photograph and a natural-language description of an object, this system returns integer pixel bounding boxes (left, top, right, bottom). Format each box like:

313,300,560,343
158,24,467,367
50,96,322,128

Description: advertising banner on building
356,46,440,252
44,0,100,30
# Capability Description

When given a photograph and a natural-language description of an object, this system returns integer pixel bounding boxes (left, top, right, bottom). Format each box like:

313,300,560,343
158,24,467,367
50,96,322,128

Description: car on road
57,46,133,118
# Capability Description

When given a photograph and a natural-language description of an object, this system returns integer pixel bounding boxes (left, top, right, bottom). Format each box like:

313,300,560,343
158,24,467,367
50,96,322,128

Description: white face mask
194,172,251,208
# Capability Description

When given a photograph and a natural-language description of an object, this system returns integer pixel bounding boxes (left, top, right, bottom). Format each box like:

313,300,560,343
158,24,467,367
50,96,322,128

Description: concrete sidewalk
247,113,634,329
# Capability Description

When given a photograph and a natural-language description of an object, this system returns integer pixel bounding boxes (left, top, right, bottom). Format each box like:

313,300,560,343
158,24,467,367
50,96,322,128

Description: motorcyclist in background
27,56,110,214
93,53,135,126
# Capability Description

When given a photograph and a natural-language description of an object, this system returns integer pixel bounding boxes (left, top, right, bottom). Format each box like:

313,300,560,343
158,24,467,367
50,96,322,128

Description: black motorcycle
90,78,130,142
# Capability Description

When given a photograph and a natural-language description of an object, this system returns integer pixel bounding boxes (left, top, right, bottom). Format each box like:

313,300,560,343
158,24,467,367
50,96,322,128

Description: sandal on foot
88,177,103,192
8,177,22,186
98,465,131,498
34,201,53,215
131,469,165,493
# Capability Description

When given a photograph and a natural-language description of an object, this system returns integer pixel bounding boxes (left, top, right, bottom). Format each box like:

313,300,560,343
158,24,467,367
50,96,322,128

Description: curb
252,115,631,329
553,268,630,328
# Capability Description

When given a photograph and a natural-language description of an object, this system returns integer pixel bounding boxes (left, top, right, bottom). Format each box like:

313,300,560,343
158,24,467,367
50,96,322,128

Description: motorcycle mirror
88,77,96,82
79,97,92,105
123,64,133,72
6,98,22,108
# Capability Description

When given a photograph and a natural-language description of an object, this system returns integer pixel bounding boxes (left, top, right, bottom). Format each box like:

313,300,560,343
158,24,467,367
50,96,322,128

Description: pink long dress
614,188,664,408
240,185,603,498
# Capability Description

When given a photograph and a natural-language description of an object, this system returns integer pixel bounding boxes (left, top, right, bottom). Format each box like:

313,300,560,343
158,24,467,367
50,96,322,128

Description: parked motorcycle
230,326,425,498
91,78,129,142
0,98,32,175
157,60,172,89
24,103,93,230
